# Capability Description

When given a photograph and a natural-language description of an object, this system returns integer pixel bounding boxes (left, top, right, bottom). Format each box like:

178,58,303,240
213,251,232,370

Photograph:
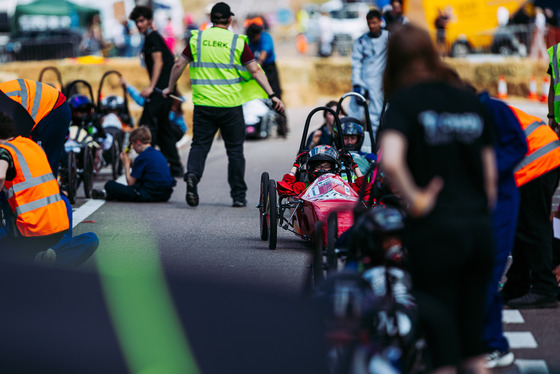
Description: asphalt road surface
65,100,559,373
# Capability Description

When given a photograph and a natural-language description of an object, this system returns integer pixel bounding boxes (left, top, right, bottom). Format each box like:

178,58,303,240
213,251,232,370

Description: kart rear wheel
259,172,269,241
110,137,121,180
83,146,94,198
313,221,325,286
67,150,78,204
266,179,277,249
326,212,338,275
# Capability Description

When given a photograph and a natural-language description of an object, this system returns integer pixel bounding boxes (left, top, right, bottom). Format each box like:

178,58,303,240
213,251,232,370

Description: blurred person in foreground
129,5,183,177
163,2,284,208
349,8,388,138
379,24,496,374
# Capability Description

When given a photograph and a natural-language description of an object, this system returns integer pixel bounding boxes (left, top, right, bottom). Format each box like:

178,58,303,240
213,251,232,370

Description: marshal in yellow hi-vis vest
189,27,266,107
548,44,560,123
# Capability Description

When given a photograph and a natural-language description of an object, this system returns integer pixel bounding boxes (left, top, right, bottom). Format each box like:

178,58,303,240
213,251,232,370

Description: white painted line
72,199,105,228
505,332,538,349
71,174,126,227
503,310,525,324
515,359,549,374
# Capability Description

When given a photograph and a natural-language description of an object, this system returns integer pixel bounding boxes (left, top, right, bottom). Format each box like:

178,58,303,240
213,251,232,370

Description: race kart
257,105,369,284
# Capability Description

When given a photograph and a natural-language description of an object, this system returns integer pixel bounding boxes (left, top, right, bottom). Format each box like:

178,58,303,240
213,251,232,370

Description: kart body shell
288,173,358,244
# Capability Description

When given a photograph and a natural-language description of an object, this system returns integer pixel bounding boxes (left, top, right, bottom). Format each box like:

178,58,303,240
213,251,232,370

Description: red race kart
257,100,375,284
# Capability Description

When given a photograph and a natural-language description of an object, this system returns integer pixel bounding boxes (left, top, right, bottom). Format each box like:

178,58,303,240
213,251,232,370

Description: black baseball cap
211,2,234,19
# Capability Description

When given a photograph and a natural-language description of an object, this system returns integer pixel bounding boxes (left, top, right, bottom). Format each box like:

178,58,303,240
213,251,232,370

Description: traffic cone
497,75,508,100
528,75,539,101
296,33,308,54
540,76,550,102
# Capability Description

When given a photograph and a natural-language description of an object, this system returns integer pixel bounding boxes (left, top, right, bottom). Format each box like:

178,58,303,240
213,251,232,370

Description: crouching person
0,112,69,261
94,126,176,202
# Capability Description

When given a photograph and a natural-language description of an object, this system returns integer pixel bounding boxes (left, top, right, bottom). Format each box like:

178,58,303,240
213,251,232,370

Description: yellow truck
404,0,528,56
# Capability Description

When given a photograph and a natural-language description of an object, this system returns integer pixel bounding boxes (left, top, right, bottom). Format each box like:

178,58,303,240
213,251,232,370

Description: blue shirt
131,147,175,189
248,31,275,66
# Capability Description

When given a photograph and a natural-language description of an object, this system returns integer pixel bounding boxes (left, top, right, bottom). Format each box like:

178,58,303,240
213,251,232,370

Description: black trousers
104,180,172,202
186,105,247,202
140,93,182,174
505,168,560,297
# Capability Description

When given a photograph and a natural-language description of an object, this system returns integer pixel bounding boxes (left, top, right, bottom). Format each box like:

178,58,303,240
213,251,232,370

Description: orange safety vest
0,79,60,129
0,136,69,237
510,106,560,187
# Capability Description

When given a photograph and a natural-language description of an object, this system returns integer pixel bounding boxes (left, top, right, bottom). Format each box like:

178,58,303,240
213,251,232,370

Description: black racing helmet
349,206,405,266
337,117,364,152
100,95,125,114
306,145,341,182
68,94,94,122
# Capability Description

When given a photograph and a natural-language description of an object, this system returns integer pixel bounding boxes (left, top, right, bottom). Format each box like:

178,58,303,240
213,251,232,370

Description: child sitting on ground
277,145,366,196
92,126,176,202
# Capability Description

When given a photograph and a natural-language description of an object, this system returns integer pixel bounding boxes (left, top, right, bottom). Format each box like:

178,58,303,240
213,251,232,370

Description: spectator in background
81,14,104,56
382,0,408,31
305,100,346,150
246,17,288,137
544,8,560,48
318,10,334,57
164,16,177,55
129,5,183,177
435,8,450,57
350,8,388,138
530,7,548,62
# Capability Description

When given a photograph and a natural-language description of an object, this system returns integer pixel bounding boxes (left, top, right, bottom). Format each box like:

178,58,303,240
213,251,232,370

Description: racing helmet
336,117,364,152
306,145,341,182
100,95,125,113
349,206,405,266
68,94,94,121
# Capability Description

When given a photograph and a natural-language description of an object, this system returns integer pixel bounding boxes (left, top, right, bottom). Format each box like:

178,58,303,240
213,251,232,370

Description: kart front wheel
266,179,277,249
83,146,94,198
110,136,121,180
259,172,269,241
313,221,324,286
67,150,78,204
326,212,338,275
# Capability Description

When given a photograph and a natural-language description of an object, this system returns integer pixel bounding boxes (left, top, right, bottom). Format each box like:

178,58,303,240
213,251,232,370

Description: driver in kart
277,145,367,196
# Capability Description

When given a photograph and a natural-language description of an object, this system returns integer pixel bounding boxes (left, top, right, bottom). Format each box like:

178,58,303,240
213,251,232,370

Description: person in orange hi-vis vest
502,106,560,309
0,79,71,178
0,112,70,261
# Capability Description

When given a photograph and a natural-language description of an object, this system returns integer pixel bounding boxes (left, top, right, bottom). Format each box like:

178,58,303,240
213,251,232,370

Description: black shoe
185,174,199,207
507,291,558,309
91,189,107,200
232,199,247,207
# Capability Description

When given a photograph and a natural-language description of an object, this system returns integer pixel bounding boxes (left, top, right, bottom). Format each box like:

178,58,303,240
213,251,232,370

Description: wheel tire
450,41,469,58
83,146,94,198
259,172,270,241
267,179,277,249
67,150,78,204
110,137,121,180
313,221,325,286
326,212,338,275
